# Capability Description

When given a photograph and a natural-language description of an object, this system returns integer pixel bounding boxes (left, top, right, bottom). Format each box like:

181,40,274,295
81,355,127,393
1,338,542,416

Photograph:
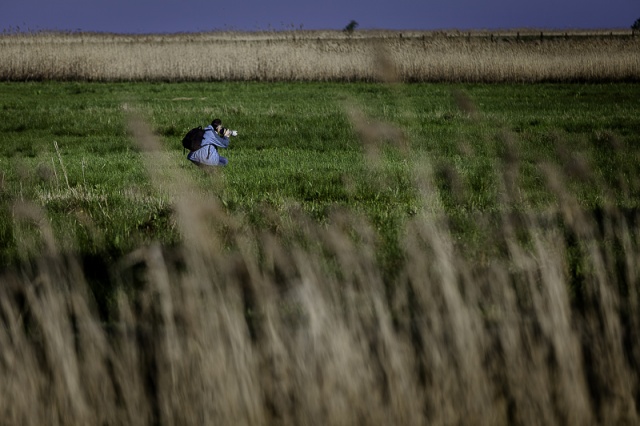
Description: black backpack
182,126,206,152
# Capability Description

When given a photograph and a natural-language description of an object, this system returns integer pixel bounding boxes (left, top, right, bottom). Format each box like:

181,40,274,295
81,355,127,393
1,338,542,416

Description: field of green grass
1,81,639,266
1,80,640,424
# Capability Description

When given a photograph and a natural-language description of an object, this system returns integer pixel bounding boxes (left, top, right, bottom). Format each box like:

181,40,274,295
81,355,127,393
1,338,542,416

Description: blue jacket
187,125,230,166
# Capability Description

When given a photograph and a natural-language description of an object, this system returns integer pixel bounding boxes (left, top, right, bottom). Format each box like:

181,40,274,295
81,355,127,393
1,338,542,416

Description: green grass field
1,81,639,267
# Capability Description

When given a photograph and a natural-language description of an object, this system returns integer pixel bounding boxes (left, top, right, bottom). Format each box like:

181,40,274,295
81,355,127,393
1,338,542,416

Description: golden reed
1,30,639,82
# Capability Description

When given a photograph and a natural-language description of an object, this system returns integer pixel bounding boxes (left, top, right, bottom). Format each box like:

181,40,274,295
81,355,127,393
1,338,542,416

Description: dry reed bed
1,30,639,82
1,110,639,425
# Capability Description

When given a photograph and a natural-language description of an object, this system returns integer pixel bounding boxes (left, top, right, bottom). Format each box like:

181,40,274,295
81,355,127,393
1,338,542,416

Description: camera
217,127,238,137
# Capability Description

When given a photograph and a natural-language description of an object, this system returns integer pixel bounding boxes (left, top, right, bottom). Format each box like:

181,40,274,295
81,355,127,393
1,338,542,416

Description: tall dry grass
1,97,639,425
1,30,638,82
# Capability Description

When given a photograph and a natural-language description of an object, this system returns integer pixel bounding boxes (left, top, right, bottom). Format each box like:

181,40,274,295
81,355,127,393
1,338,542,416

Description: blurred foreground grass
0,103,638,424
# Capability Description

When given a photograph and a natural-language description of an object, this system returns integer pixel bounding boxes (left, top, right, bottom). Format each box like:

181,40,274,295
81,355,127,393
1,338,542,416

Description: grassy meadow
1,30,640,424
2,81,639,266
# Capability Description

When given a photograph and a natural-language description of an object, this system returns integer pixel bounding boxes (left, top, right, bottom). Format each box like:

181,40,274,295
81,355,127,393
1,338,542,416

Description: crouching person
187,118,237,167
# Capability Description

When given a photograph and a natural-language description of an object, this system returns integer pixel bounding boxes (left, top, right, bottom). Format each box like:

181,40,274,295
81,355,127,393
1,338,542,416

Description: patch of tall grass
1,30,638,82
1,94,639,424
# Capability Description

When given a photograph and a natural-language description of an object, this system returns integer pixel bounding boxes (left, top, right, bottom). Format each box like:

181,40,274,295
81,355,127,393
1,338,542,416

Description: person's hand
224,129,238,137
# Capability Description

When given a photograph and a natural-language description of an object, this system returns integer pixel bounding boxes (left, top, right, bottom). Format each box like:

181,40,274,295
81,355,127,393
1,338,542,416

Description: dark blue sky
2,0,639,33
